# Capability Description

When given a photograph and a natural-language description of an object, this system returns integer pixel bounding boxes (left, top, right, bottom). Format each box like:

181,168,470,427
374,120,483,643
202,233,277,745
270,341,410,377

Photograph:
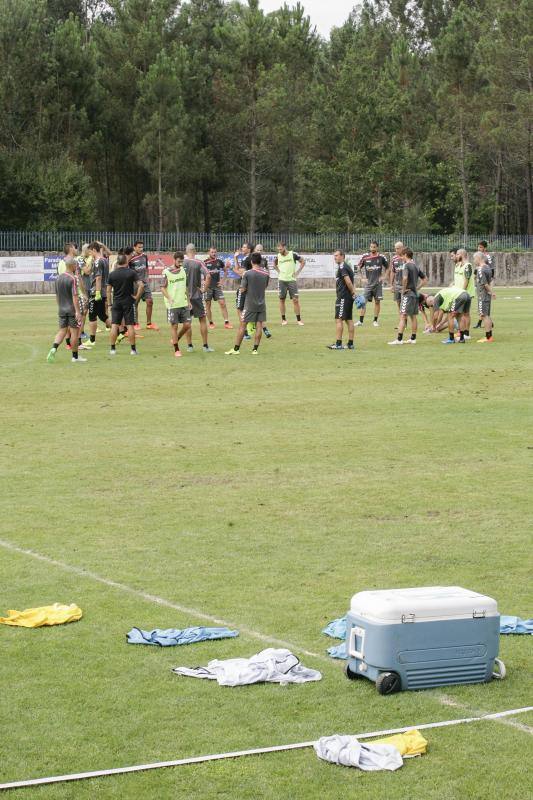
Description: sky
259,1,356,38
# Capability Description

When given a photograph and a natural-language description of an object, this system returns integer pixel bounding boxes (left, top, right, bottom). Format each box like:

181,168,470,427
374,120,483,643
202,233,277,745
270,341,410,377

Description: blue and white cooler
344,586,505,694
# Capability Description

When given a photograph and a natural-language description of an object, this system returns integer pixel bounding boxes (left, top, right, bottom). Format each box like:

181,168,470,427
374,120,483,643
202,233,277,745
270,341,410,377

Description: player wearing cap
356,240,389,326
388,248,426,345
225,253,269,355
203,246,232,330
327,249,356,350
426,286,472,344
161,251,191,358
473,251,495,343
273,242,305,326
47,257,86,363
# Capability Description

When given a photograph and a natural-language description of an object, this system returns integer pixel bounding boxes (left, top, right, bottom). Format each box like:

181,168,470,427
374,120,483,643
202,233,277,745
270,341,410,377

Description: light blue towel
500,616,533,634
127,626,239,647
322,617,347,640
327,642,348,659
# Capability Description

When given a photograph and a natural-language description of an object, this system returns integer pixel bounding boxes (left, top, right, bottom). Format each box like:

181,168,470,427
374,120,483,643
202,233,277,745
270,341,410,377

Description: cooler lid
350,586,498,623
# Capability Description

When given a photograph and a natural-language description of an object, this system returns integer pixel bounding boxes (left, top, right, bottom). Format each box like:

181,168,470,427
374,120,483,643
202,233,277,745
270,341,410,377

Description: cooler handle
349,626,365,659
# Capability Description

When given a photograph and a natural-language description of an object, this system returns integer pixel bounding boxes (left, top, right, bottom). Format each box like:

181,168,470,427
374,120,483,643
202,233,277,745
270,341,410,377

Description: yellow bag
0,603,82,628
374,729,428,757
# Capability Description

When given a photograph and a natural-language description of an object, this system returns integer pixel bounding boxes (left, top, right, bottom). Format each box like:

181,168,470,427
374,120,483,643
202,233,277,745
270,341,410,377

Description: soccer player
84,241,110,347
203,246,232,329
273,242,305,325
184,243,213,352
225,253,269,354
47,257,86,363
388,248,426,345
356,240,388,326
253,244,272,338
474,251,495,343
232,241,254,334
106,254,143,357
474,240,495,328
426,286,472,344
327,250,356,350
130,240,159,330
390,241,404,319
161,252,191,358
453,248,475,339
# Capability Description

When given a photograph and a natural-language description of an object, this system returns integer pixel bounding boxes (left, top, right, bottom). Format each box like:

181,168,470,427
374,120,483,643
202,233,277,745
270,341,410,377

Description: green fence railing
1,231,532,252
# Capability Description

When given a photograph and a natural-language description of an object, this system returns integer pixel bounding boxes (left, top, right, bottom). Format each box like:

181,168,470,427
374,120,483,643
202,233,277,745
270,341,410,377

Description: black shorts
450,293,471,314
335,297,354,320
190,297,206,319
89,298,108,323
236,288,246,311
111,302,135,326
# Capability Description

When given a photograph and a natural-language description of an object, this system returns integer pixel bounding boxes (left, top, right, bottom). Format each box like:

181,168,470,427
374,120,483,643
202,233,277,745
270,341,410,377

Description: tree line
0,0,531,238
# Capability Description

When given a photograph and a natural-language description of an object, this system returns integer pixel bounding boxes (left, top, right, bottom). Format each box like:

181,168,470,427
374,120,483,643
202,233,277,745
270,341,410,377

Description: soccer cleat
174,349,182,358
297,320,304,326
388,339,403,345
203,346,215,352
130,350,138,356
134,323,141,331
83,340,95,347
477,337,493,343
187,345,194,352
406,339,417,344
442,339,455,344
346,343,355,350
373,320,380,327
46,348,56,363
225,348,240,355
474,320,482,329
72,356,87,362
208,322,215,329
80,332,88,341
146,322,160,331
79,343,91,351
457,339,466,344
327,343,344,350
109,349,116,355
463,334,471,340
263,327,272,338
252,349,258,354
355,321,363,327
224,321,233,329
281,319,288,326
65,343,72,350
243,333,251,340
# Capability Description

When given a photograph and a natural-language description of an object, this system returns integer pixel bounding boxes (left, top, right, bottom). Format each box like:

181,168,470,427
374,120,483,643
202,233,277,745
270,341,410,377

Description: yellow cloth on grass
0,603,82,628
374,729,428,757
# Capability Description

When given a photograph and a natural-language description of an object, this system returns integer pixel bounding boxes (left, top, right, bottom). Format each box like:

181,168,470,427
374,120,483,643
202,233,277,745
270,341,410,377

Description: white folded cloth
314,735,403,771
172,647,322,686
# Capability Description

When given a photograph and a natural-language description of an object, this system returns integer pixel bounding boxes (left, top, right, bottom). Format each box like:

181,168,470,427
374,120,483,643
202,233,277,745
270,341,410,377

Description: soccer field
0,289,532,799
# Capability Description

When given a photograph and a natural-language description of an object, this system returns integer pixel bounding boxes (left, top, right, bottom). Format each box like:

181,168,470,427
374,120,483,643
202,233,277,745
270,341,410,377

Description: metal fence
1,230,532,252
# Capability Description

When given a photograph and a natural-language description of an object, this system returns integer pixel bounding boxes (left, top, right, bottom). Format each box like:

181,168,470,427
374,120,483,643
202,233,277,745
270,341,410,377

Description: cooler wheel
344,663,361,681
376,671,401,695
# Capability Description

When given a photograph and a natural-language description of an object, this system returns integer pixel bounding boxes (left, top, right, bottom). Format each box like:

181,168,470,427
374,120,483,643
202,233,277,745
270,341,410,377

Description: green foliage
0,0,531,234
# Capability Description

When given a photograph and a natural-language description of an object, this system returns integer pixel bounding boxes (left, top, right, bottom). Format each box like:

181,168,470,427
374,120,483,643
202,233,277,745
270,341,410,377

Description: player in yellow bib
161,252,191,359
273,241,305,326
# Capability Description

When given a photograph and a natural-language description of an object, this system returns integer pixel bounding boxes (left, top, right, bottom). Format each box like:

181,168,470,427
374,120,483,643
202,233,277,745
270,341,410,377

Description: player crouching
425,287,472,344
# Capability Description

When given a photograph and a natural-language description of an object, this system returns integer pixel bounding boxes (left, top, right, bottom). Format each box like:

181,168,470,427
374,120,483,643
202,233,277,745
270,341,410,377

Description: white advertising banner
0,256,44,282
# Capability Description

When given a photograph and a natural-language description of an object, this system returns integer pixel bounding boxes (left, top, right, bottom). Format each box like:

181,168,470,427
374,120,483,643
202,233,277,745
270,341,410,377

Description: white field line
438,694,533,735
0,706,531,791
0,538,326,661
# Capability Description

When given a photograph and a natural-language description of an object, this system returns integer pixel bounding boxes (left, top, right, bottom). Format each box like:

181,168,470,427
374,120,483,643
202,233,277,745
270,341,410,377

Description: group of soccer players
329,240,495,350
46,237,495,363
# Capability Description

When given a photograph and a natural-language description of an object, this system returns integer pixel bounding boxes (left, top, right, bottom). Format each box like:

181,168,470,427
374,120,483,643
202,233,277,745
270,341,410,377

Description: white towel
314,735,403,771
172,648,322,686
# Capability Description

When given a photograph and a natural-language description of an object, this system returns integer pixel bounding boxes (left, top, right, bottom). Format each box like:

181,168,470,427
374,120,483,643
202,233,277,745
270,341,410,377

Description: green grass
0,289,532,799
